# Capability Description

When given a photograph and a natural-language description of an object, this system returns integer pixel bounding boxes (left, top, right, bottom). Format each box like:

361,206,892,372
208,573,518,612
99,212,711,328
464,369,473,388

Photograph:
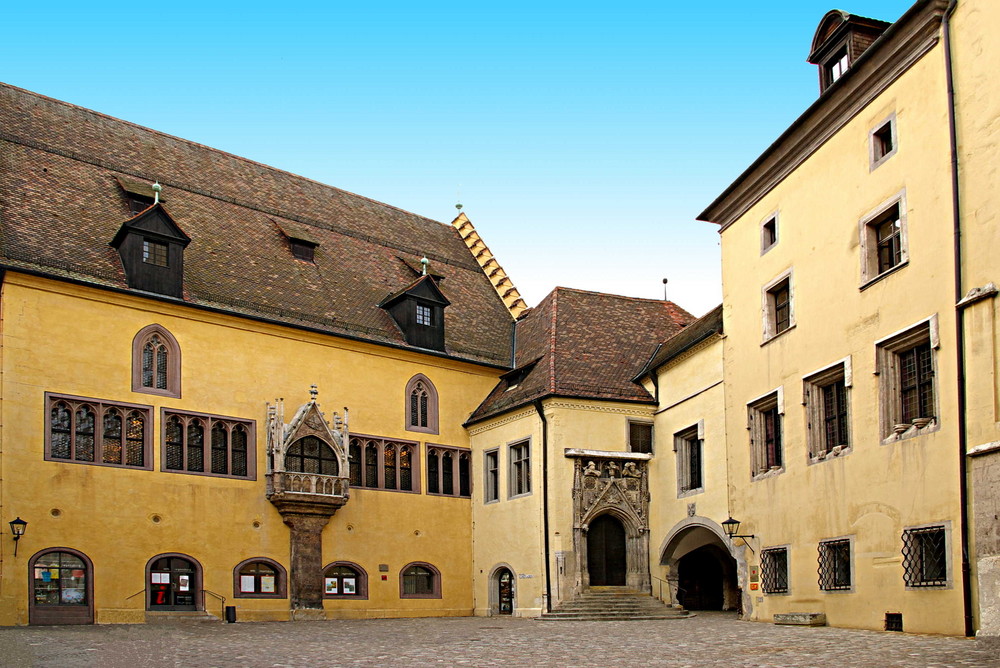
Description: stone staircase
145,610,222,624
538,587,694,621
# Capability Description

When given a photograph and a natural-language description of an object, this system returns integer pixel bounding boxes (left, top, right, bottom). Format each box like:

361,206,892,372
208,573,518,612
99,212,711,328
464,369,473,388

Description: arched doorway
494,567,514,614
29,548,94,625
660,523,740,612
147,554,201,611
587,514,627,586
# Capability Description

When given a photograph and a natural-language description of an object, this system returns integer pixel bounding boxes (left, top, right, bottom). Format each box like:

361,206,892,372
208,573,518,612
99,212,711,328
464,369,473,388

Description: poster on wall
178,575,190,592
261,576,276,593
342,578,356,594
325,578,338,594
240,575,256,593
151,573,170,584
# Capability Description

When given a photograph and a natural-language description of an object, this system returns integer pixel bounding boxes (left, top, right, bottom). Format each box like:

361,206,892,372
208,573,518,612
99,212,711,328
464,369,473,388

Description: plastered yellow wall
0,273,500,624
718,35,966,635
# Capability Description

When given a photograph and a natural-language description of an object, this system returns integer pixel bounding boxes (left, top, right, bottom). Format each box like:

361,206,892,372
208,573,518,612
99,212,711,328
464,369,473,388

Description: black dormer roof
110,203,190,298
380,275,450,351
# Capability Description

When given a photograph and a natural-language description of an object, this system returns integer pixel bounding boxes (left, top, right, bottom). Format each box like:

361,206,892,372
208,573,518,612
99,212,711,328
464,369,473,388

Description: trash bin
225,605,237,623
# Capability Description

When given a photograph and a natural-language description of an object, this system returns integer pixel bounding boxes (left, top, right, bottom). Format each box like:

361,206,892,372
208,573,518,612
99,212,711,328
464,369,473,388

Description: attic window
142,240,169,267
128,194,154,216
827,47,849,85
290,240,316,263
416,304,432,326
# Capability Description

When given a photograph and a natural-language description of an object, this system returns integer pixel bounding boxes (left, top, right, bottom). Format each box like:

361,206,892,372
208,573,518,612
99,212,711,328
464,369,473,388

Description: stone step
539,591,694,622
145,610,222,624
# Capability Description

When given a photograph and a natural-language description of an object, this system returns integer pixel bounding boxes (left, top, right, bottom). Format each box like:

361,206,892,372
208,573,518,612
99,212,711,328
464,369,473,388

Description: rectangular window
484,449,499,503
674,425,703,495
628,421,653,454
45,394,153,470
348,435,420,493
818,538,852,591
902,525,948,587
760,215,778,254
860,193,908,286
161,410,254,479
425,445,471,498
804,361,851,459
142,239,169,267
827,47,849,85
876,319,938,440
415,304,432,326
760,547,789,594
748,392,783,477
870,115,897,169
509,440,531,497
762,272,794,341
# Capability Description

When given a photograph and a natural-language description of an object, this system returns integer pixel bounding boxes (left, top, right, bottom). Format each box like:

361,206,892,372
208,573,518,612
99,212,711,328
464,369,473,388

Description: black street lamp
721,516,755,553
9,517,27,557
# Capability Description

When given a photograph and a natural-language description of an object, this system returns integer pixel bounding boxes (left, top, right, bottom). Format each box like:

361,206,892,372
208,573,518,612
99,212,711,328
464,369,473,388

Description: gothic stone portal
572,454,651,594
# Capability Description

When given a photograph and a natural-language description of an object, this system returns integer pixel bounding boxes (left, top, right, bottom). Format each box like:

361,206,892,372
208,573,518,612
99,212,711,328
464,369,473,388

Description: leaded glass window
46,395,149,469
162,411,253,479
348,435,419,492
284,436,339,476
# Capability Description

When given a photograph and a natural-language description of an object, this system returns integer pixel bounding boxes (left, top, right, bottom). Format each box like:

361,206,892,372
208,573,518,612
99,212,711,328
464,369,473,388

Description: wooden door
587,515,627,586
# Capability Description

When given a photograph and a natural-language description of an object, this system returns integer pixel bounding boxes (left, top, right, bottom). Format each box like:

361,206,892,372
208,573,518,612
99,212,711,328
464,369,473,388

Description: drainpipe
943,0,975,638
533,399,552,613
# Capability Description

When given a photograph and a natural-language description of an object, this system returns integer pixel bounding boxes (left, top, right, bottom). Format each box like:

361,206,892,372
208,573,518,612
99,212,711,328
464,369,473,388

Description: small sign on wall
749,565,760,583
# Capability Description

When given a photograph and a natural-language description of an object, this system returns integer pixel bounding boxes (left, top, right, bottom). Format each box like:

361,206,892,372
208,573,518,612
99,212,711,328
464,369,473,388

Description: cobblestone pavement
0,612,998,668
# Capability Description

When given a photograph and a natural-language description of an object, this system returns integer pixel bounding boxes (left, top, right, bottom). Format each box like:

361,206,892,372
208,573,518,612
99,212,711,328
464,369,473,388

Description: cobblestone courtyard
0,612,997,668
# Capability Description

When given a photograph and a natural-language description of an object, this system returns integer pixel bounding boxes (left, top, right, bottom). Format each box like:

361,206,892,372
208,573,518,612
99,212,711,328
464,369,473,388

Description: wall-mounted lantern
721,516,755,553
9,517,27,556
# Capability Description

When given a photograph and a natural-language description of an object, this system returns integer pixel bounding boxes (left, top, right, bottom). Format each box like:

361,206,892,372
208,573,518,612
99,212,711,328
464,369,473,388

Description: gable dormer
808,10,891,94
379,274,450,351
110,203,190,298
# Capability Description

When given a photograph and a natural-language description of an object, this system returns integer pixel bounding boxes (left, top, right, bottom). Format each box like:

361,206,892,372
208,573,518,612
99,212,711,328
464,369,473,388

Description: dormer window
274,220,319,263
827,47,849,85
128,194,154,216
143,239,169,267
808,11,890,94
290,240,315,262
111,203,190,298
379,274,450,351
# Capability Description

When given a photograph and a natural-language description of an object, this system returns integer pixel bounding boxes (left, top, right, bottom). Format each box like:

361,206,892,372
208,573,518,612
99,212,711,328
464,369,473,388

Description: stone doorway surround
658,517,747,616
567,449,652,596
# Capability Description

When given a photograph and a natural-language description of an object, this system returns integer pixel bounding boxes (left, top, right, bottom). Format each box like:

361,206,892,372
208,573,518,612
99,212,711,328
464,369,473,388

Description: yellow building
696,0,1000,637
0,82,520,625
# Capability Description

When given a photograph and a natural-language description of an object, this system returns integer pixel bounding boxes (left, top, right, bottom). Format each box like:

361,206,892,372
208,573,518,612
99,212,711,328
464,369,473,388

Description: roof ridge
552,285,686,306
548,288,559,394
0,81,452,229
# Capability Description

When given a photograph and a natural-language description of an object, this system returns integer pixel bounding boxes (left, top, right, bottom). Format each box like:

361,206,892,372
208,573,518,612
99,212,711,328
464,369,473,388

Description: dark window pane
231,426,247,477
459,454,470,497
211,423,228,475
428,451,439,494
187,421,204,472
400,446,412,491
126,411,145,467
365,443,379,487
349,440,362,486
156,344,168,390
102,410,123,464
142,343,154,387
75,406,95,462
166,417,184,470
51,402,72,459
442,451,454,495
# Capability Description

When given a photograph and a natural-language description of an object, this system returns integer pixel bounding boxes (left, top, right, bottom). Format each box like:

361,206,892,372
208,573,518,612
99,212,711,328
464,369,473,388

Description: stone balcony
266,471,350,516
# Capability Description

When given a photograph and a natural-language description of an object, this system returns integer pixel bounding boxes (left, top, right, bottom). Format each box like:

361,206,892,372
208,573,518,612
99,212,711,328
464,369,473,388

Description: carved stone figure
583,461,601,477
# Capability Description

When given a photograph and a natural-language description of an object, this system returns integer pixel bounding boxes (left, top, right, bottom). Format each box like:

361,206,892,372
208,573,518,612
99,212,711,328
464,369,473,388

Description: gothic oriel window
285,436,339,476
132,325,181,398
405,374,439,434
46,394,152,469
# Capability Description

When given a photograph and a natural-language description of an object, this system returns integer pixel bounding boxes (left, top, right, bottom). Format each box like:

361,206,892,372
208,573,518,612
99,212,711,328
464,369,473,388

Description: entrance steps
145,610,222,624
538,587,694,621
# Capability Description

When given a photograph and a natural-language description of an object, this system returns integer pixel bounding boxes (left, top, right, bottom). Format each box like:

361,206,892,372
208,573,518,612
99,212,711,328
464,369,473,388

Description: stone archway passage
587,515,627,586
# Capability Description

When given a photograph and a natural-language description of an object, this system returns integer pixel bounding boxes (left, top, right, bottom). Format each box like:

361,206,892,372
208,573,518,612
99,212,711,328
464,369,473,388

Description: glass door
149,556,198,610
30,550,93,624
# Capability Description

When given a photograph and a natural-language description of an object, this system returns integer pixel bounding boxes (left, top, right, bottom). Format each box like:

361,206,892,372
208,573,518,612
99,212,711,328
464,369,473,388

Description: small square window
142,240,168,267
761,547,789,594
290,240,315,262
416,304,432,326
628,421,652,454
818,538,852,591
902,525,947,587
870,116,897,169
761,216,778,254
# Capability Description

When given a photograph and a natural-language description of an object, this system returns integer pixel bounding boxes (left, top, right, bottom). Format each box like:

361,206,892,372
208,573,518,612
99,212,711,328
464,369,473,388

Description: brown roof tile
467,287,695,424
0,83,513,366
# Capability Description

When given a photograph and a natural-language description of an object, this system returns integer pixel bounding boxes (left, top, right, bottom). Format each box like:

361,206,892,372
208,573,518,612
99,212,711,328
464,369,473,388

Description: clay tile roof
635,304,723,379
0,83,513,366
466,287,696,425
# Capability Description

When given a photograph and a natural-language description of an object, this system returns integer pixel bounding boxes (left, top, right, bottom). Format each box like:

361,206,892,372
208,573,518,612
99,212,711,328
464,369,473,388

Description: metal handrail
202,589,227,618
650,575,671,602
124,589,146,602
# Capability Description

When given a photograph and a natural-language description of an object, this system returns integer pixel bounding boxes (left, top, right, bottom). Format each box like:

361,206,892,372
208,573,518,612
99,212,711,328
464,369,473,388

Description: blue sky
3,1,915,316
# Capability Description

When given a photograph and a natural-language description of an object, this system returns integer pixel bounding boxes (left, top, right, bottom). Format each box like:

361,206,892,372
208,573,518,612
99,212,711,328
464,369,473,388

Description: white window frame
760,211,779,255
483,448,499,504
859,190,908,287
507,439,532,499
674,421,704,497
869,112,898,171
901,521,952,590
761,269,794,343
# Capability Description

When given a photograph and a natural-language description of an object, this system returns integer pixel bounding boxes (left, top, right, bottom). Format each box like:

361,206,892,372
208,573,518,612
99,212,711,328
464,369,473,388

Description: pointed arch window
161,409,255,479
132,325,181,398
426,445,471,498
45,394,152,469
284,436,339,476
348,435,420,493
404,374,439,435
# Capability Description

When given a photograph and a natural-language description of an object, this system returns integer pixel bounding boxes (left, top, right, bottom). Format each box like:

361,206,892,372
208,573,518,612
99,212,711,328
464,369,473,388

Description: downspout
533,399,552,613
943,0,975,638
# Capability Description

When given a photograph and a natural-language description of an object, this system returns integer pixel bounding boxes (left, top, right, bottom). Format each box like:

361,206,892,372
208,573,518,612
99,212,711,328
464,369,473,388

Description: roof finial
455,184,462,212
420,256,429,275
309,384,318,402
152,181,162,204
662,278,669,301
